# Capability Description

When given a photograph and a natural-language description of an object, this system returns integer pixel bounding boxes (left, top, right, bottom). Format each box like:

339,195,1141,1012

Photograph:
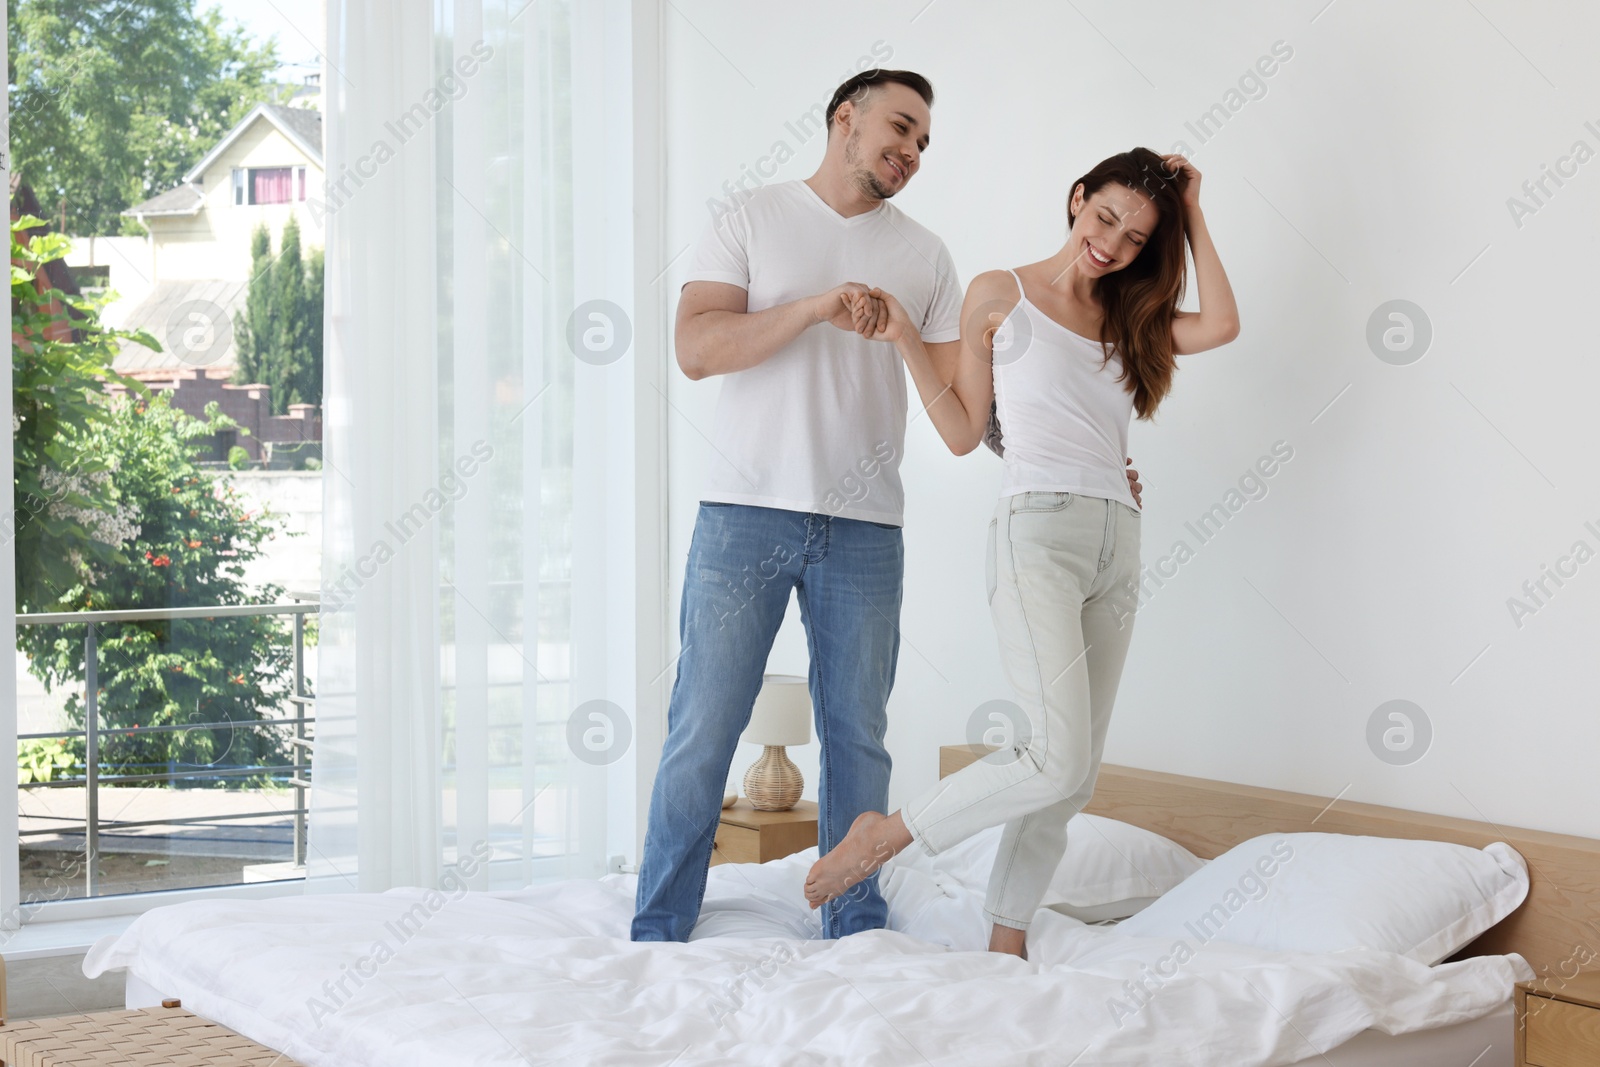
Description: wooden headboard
940,746,1600,981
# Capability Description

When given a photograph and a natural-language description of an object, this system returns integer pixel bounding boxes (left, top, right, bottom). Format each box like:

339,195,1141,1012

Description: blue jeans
631,502,903,941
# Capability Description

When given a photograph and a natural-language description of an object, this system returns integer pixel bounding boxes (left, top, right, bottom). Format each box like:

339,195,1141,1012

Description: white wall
660,0,1600,838
64,236,154,307
223,471,323,596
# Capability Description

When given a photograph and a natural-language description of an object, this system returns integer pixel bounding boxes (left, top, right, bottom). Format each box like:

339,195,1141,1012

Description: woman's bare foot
803,811,911,908
989,923,1028,959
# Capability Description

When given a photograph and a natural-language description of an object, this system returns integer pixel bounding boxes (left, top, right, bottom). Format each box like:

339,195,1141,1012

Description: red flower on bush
186,539,201,549
146,553,171,567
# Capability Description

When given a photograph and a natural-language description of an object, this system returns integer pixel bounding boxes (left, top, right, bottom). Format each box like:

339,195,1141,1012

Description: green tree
303,246,325,406
270,214,307,407
16,395,297,780
232,218,323,413
10,215,152,612
7,0,286,236
231,223,274,388
13,220,300,781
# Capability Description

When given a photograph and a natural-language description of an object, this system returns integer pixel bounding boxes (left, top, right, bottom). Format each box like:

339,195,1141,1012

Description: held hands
1125,457,1143,508
815,282,879,333
814,283,908,342
845,287,911,343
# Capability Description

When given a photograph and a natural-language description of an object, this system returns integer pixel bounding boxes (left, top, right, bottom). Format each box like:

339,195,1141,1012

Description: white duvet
84,830,1531,1066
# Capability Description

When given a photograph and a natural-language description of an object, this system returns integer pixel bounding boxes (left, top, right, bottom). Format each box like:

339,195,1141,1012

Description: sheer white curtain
312,0,643,893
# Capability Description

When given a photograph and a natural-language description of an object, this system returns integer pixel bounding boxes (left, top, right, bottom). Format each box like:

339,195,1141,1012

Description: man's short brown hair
825,69,935,130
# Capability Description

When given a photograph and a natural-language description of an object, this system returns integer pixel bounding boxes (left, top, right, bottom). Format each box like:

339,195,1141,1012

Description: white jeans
904,491,1141,929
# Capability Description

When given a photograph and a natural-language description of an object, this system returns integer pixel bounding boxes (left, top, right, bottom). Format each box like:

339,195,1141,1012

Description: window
248,167,295,205
233,167,307,206
8,10,330,930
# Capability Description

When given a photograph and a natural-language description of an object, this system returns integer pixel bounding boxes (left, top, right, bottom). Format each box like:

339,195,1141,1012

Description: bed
73,747,1600,1066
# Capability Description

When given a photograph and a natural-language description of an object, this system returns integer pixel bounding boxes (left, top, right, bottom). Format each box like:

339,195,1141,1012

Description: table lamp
740,674,812,811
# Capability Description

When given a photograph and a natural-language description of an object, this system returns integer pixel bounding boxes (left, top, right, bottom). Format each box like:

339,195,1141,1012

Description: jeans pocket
1011,491,1075,513
985,518,998,604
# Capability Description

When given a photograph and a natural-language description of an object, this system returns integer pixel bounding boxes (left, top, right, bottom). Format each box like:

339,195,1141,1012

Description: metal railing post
292,610,307,868
83,622,99,897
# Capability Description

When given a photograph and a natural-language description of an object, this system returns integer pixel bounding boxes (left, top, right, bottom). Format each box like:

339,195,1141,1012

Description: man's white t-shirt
684,180,963,527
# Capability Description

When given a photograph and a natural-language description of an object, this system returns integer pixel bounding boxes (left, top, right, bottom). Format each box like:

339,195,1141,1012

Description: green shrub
17,737,80,785
13,221,303,786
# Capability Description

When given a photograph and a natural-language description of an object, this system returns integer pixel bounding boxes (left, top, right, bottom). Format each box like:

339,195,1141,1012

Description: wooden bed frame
939,746,1600,980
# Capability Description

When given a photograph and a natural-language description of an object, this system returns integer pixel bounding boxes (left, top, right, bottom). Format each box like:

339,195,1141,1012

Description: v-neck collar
796,179,886,226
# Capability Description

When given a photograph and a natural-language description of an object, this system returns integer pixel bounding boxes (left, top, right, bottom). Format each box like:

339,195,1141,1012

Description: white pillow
1112,832,1529,964
918,813,1205,923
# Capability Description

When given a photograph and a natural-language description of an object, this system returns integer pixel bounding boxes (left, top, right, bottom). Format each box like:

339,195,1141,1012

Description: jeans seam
988,808,1034,919
1005,507,1052,784
991,505,1052,917
689,808,719,923
908,757,1046,850
800,576,839,938
1096,498,1114,573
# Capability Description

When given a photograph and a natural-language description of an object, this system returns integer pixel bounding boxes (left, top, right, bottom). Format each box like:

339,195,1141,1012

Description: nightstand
711,799,818,865
1517,970,1600,1066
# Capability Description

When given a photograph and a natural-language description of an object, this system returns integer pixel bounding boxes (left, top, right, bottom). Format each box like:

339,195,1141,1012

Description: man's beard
844,128,897,200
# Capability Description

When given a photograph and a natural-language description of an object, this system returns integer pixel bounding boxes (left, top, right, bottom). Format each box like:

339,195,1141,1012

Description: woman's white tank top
992,268,1140,510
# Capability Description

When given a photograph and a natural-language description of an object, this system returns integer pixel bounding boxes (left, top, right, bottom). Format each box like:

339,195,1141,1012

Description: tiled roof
181,102,323,185
123,182,204,218
112,279,250,375
262,104,323,164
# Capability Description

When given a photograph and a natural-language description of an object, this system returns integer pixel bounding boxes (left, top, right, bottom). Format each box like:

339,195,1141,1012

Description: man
632,69,954,942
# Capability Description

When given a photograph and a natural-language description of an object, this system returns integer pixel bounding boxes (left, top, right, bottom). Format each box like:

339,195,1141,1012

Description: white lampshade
741,674,812,747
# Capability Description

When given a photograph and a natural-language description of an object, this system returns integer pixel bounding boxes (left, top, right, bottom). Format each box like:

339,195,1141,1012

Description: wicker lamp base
743,745,803,811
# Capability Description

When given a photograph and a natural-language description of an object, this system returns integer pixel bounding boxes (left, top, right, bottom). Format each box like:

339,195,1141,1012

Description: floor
5,953,125,1021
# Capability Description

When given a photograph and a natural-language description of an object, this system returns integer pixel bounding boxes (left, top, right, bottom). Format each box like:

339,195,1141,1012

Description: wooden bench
0,985,299,1066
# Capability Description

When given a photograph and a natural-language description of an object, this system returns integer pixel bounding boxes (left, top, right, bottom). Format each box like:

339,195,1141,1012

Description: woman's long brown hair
1068,147,1189,420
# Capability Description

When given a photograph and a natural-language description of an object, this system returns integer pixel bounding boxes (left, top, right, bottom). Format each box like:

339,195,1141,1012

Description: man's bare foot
989,923,1028,959
803,811,910,908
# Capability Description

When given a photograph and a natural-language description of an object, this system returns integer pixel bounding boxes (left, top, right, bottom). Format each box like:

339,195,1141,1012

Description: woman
803,148,1239,958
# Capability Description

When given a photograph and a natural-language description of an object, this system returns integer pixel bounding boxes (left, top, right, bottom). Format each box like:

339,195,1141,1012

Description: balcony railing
14,594,317,899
